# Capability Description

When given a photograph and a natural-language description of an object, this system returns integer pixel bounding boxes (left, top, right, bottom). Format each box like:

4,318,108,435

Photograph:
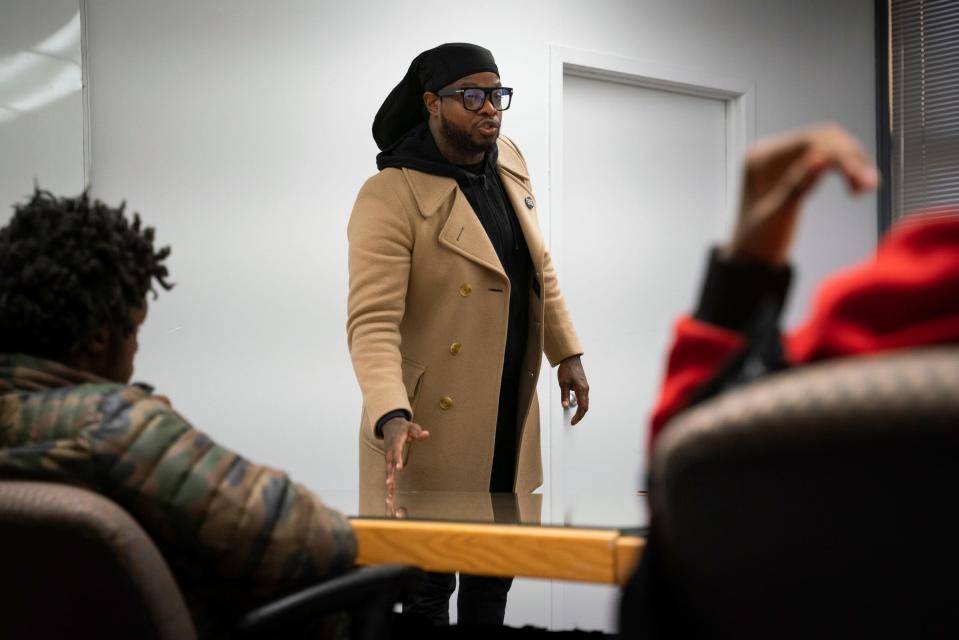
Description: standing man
347,43,590,625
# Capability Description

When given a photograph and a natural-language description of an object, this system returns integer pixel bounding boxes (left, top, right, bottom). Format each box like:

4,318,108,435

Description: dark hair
0,188,173,359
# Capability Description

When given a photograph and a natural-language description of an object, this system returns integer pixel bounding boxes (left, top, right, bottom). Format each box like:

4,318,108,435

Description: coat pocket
401,357,427,415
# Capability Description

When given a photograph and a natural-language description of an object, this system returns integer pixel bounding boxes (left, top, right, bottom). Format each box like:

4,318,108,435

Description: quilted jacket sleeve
83,388,356,598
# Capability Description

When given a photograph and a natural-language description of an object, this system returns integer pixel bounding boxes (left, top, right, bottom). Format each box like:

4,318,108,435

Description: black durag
372,42,498,151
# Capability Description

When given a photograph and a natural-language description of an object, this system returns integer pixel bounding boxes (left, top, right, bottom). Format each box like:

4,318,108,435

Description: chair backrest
649,346,959,638
0,481,196,640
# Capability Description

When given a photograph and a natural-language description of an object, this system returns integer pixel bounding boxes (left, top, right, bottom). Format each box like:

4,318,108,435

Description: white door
553,71,730,632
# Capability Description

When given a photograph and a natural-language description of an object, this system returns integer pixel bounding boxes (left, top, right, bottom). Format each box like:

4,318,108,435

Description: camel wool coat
347,135,582,494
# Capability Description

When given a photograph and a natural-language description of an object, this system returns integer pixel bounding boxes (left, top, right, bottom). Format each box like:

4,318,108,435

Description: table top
320,488,648,585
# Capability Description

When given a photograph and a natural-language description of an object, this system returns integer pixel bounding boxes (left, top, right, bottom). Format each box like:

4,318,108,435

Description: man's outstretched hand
382,416,429,493
726,123,879,266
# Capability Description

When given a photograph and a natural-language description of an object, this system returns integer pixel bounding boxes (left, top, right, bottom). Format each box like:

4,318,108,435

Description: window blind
890,0,959,219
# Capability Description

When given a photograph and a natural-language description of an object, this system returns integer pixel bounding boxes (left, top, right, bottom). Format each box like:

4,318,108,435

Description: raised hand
726,123,879,266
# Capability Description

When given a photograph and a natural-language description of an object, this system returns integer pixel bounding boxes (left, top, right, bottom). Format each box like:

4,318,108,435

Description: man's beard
440,112,498,156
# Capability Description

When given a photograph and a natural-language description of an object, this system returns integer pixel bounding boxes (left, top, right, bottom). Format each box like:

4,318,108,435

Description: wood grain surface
351,518,645,585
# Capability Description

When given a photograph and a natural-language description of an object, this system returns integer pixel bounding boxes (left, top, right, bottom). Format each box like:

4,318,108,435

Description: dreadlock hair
0,188,173,360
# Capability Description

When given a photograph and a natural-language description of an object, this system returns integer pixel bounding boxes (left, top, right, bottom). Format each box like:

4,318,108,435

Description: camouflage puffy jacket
0,353,356,625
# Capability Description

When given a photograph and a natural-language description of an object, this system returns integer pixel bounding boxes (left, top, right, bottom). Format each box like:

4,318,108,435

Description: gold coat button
439,396,454,410
459,283,472,297
450,342,463,355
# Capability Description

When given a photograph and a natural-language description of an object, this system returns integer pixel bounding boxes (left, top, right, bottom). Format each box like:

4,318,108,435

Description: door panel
555,73,728,631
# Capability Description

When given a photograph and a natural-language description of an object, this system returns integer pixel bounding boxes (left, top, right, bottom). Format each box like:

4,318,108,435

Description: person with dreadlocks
0,189,356,637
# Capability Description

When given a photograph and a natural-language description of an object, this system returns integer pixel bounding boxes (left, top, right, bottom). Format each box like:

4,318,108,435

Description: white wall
77,0,876,630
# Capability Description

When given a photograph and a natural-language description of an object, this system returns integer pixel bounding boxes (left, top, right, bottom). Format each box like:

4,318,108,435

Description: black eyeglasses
435,87,513,111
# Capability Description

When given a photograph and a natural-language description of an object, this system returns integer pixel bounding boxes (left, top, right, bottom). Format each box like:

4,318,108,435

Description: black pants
404,571,513,626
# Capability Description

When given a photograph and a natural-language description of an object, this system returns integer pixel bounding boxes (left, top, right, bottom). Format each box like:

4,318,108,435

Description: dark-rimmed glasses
436,87,513,111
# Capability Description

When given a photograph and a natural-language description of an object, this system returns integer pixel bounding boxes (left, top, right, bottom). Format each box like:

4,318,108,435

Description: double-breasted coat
347,136,582,494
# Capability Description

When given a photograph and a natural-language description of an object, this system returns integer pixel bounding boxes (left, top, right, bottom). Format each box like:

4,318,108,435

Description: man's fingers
789,150,829,199
408,424,430,441
571,405,586,425
385,435,405,472
853,165,880,192
385,459,396,492
560,381,571,409
383,420,425,492
838,151,879,193
570,384,590,425
386,441,403,492
817,130,878,193
790,143,874,203
385,492,397,516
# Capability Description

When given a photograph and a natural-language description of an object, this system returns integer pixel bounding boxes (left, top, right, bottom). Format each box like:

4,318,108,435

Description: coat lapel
438,189,506,278
403,167,506,278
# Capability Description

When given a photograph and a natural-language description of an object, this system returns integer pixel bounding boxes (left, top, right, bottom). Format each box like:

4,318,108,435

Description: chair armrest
235,564,424,638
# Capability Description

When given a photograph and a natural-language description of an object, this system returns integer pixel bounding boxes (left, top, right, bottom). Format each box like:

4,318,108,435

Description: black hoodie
377,123,533,492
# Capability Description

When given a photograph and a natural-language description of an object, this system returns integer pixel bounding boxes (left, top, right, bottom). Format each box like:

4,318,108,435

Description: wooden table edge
350,518,645,586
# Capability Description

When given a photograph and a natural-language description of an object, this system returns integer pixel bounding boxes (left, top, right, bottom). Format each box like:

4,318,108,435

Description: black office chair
636,346,959,638
0,480,423,640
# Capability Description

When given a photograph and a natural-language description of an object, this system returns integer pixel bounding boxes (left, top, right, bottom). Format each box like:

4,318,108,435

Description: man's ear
64,324,113,376
423,92,440,117
86,325,110,356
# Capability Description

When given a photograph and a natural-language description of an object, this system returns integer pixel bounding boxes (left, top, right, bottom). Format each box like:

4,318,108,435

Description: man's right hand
725,123,879,266
382,416,429,493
